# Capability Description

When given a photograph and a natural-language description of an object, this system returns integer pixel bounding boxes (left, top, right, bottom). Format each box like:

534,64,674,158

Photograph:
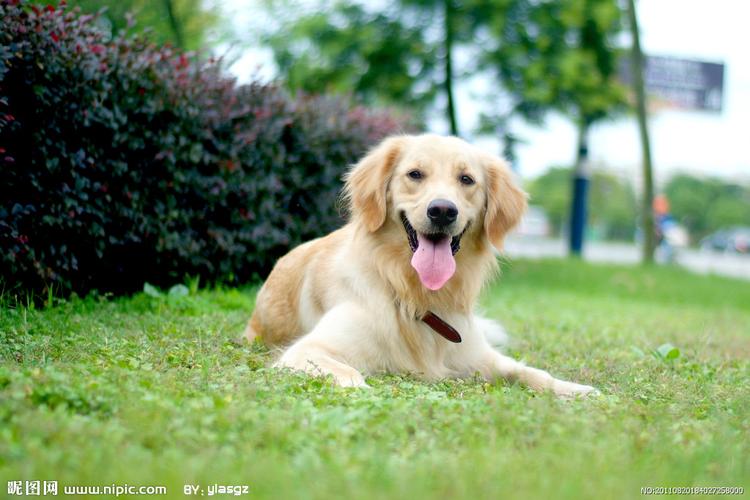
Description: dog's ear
344,136,406,232
483,155,528,249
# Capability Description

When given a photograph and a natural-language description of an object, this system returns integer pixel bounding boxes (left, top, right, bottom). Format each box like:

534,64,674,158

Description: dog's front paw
551,379,600,398
276,347,370,389
335,374,370,388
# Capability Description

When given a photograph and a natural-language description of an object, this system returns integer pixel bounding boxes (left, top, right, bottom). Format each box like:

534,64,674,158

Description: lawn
1,259,748,499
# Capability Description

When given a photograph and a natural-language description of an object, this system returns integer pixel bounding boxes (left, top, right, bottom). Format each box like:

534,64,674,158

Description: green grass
1,259,749,499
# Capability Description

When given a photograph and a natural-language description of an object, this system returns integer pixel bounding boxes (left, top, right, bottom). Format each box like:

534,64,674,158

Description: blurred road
503,236,750,281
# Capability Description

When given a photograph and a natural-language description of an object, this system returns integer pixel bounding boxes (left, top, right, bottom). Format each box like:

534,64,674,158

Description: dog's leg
275,302,371,388
482,349,597,397
243,318,258,344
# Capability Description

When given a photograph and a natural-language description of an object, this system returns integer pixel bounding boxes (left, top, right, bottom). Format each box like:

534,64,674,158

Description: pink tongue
411,234,456,290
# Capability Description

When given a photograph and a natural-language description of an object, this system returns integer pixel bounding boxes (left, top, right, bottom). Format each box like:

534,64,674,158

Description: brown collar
422,311,462,343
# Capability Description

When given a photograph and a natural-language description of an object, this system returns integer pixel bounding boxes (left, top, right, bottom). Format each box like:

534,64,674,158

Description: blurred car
700,227,750,254
515,205,550,237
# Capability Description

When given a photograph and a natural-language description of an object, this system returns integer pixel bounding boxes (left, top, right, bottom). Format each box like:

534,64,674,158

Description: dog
245,134,596,397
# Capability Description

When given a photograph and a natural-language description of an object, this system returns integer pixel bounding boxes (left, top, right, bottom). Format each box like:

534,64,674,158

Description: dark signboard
620,55,725,112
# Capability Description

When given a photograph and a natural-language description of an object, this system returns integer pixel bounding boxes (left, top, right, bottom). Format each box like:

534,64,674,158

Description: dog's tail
475,316,510,348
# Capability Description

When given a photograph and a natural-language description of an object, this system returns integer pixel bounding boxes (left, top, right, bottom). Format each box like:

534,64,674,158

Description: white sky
220,0,750,185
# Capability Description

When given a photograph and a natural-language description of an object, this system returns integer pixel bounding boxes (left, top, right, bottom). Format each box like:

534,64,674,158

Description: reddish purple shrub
0,0,407,296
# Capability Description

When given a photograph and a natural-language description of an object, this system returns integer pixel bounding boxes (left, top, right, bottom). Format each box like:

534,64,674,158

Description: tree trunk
164,0,185,49
627,0,656,263
443,0,458,136
569,119,590,256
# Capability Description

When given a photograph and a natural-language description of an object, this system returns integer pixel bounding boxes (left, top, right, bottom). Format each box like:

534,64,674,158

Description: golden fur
246,134,596,396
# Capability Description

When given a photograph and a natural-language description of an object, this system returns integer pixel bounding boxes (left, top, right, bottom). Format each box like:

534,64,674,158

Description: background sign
620,56,725,112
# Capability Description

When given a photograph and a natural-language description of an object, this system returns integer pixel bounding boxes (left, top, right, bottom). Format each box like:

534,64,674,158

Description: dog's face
389,136,487,253
345,134,527,290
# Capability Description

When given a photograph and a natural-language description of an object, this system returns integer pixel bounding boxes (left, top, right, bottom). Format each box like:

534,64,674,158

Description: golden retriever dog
245,134,596,397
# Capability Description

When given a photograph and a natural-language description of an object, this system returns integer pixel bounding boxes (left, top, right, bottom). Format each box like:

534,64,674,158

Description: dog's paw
334,372,370,388
552,379,600,398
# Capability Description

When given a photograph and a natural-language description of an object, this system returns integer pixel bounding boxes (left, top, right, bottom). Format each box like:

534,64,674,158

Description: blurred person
653,194,680,263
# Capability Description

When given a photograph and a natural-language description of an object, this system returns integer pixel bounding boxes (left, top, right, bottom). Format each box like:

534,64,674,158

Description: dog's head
344,134,527,290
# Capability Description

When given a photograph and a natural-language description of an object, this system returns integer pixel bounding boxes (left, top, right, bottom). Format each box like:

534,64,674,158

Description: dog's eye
407,169,424,180
459,174,475,186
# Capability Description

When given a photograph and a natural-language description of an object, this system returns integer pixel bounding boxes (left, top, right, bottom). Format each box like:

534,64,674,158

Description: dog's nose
427,199,458,227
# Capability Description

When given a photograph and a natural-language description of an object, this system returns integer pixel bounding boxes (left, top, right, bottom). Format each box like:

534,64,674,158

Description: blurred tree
528,167,637,241
265,2,438,126
66,0,220,50
400,0,460,134
477,0,626,147
589,170,638,241
265,0,626,142
527,167,571,235
265,0,503,133
442,0,458,135
664,175,750,242
626,0,655,263
477,0,627,254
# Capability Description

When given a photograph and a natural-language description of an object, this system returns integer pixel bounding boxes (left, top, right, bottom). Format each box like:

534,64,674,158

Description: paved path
503,236,750,281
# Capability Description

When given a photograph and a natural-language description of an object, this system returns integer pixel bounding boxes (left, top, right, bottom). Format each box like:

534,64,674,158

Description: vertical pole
627,0,656,263
569,121,590,256
444,0,459,136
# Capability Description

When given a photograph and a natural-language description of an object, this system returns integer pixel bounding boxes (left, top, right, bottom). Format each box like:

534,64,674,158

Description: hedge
0,0,407,297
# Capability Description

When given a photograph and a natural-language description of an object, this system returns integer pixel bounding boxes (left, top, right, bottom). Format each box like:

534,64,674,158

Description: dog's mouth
400,212,467,291
400,213,464,255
